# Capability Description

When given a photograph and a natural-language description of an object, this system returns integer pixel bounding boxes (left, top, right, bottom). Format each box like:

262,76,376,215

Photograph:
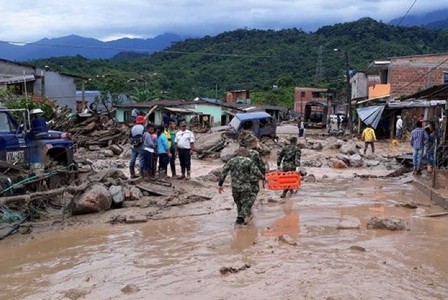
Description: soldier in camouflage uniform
218,147,264,225
277,137,301,198
248,149,266,195
238,126,266,196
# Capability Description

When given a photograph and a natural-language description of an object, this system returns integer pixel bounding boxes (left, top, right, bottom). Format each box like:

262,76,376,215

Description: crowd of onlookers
129,113,195,180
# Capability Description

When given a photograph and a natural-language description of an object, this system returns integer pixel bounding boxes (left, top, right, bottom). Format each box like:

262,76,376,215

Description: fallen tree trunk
0,183,89,206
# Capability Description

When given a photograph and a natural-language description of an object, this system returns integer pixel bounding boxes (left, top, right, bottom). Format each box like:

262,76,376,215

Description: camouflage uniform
248,149,266,194
219,156,264,221
277,143,301,197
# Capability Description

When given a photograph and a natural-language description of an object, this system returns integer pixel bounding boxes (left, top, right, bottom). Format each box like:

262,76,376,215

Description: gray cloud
1,0,447,42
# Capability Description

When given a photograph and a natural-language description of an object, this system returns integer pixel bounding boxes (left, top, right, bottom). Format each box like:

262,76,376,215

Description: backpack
130,125,145,147
131,134,143,147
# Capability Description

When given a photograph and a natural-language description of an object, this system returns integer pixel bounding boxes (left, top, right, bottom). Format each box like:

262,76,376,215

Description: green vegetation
29,19,448,109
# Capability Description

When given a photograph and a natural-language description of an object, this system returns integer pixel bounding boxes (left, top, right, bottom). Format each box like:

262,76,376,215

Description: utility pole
344,50,353,134
314,45,323,83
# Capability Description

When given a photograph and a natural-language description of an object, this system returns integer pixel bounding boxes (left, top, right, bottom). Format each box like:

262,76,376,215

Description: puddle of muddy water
0,178,447,300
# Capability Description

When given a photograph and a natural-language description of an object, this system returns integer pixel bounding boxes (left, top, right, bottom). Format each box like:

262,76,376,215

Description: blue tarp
356,106,385,129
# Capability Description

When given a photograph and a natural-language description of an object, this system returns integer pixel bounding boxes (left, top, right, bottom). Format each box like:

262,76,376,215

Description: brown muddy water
1,177,447,300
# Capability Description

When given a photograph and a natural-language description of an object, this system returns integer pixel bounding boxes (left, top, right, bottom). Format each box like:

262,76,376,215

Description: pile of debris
50,111,129,151
195,131,273,161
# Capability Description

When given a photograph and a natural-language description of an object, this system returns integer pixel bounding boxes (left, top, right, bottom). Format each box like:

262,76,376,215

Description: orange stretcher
265,171,301,190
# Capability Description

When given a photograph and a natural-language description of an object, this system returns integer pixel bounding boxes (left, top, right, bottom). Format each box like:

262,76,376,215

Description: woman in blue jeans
156,125,170,178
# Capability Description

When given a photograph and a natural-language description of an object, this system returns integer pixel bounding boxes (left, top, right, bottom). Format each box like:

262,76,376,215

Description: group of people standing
410,120,438,175
129,116,195,180
395,114,438,175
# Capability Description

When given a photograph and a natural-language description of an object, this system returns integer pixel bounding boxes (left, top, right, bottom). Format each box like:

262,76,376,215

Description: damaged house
0,58,87,110
351,53,448,138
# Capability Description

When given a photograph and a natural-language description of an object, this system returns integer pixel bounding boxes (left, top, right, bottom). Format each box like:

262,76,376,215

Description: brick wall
293,88,327,115
389,55,448,97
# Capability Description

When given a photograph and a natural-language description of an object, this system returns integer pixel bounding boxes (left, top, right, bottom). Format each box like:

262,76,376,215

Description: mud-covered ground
1,127,448,299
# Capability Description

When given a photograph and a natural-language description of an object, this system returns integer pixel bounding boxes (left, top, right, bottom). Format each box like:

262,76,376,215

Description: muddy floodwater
1,176,448,300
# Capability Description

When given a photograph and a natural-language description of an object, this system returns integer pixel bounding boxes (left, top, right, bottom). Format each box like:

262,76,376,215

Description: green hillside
29,18,448,108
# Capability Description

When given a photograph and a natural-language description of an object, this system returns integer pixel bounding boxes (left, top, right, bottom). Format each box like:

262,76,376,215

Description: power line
396,0,419,26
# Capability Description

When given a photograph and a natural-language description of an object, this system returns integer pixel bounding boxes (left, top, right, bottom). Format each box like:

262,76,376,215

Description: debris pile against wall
51,112,129,151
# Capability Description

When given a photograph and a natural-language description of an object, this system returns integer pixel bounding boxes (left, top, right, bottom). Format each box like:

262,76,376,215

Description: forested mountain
389,8,448,28
0,33,184,61
29,19,448,108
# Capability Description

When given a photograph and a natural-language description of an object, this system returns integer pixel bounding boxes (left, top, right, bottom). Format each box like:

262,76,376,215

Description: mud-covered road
1,173,448,299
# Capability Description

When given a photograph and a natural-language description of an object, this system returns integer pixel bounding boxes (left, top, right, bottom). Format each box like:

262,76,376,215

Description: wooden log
0,183,89,206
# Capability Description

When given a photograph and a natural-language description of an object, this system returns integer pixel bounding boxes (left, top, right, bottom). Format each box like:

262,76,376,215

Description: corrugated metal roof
0,75,35,85
236,112,272,120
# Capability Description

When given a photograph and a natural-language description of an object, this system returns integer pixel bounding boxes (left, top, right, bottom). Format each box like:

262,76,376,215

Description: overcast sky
1,0,447,42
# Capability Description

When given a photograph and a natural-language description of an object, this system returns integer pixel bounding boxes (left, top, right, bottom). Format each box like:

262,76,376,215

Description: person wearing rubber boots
218,147,264,225
277,137,301,198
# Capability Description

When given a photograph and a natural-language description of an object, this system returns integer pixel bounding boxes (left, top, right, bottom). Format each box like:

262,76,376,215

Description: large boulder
367,217,409,231
109,185,124,207
349,154,364,167
331,159,348,169
336,154,351,164
73,184,112,215
220,143,240,162
326,137,345,150
339,142,359,155
195,132,225,153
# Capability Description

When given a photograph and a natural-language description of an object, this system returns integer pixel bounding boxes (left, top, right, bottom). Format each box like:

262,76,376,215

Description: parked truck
0,107,75,195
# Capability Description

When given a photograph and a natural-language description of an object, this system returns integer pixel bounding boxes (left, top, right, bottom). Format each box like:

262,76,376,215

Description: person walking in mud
277,137,301,198
238,122,266,201
411,121,428,175
361,124,376,155
218,147,264,225
298,118,305,137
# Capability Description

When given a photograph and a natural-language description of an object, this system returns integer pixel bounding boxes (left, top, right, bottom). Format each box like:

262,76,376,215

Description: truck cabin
304,102,328,128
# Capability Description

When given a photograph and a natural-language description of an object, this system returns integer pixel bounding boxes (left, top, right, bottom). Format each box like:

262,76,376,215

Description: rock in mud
100,149,114,158
366,216,409,231
339,142,359,155
109,185,124,207
302,160,322,168
195,132,225,153
88,145,101,151
303,174,316,183
349,245,366,252
331,159,348,169
336,154,351,164
220,143,239,162
278,234,297,246
130,186,143,200
125,215,148,224
349,154,364,167
219,264,251,275
337,217,361,230
109,144,123,155
365,160,380,167
121,284,140,294
63,288,90,300
73,184,112,215
395,203,418,209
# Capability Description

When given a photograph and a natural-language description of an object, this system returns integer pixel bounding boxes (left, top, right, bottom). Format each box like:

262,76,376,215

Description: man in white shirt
175,122,195,179
396,115,403,140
